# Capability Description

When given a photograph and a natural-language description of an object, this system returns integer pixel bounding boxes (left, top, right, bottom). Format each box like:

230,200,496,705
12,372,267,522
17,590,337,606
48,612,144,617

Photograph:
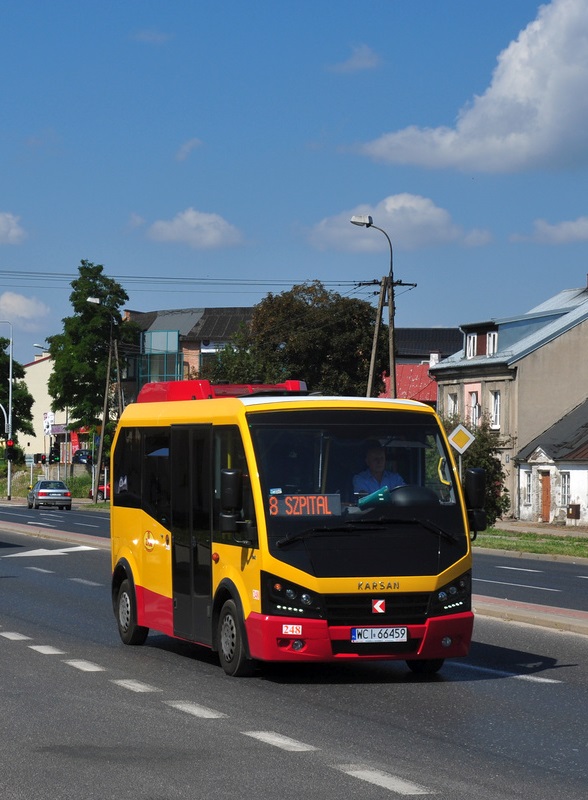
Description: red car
88,483,110,501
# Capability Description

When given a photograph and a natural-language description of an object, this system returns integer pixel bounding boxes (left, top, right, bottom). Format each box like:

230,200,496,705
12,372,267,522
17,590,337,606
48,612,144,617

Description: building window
447,392,458,418
490,390,501,429
561,472,570,507
469,391,480,427
466,333,477,359
487,331,498,356
524,471,531,505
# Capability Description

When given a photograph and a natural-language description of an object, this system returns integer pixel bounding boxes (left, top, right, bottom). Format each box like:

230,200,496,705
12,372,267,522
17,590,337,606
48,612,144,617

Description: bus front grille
323,593,430,626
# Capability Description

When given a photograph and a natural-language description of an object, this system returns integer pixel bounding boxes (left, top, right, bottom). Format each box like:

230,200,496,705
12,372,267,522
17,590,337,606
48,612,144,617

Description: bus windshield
248,408,467,578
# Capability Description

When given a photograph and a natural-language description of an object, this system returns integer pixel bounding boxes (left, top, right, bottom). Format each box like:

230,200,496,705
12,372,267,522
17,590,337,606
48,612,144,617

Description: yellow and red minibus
110,379,486,676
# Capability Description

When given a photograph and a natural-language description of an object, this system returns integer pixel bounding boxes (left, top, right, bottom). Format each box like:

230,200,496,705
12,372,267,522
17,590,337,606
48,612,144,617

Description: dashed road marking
454,661,561,683
29,645,66,655
165,700,227,718
69,578,102,586
242,731,317,751
1,631,32,641
64,659,105,672
111,679,161,693
336,765,431,795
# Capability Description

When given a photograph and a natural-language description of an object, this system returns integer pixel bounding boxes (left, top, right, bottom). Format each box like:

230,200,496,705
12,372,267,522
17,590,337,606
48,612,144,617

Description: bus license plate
351,627,408,643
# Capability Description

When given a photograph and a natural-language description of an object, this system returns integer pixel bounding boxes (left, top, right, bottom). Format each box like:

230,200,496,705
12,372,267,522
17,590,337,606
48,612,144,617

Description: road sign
448,424,475,454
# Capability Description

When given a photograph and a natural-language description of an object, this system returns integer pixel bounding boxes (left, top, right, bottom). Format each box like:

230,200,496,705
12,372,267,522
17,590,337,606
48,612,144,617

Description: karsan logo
357,580,400,590
372,599,386,614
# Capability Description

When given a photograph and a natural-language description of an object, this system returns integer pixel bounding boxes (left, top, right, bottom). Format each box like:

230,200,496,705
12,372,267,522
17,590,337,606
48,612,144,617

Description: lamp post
88,297,113,504
350,215,397,398
0,320,13,499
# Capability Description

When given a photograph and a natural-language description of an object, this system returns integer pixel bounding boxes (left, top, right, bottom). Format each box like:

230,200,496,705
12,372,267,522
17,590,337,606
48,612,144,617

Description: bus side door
170,425,213,645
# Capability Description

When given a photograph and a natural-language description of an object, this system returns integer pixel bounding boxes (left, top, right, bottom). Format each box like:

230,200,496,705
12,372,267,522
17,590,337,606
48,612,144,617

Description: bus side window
142,430,171,526
213,427,256,542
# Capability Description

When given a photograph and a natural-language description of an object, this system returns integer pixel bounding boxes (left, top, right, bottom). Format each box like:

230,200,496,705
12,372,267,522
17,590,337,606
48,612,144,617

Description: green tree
204,281,388,395
47,260,135,430
443,415,511,527
0,336,35,446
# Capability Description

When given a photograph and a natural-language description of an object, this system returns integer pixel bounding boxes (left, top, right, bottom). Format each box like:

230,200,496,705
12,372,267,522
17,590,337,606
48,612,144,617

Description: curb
473,594,588,637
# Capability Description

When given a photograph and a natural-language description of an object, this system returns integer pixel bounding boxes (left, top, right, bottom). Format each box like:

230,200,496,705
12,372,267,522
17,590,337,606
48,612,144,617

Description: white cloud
175,138,203,161
359,0,588,172
148,208,243,249
309,194,491,251
126,212,146,229
0,292,50,332
328,44,381,74
0,212,26,245
511,215,588,244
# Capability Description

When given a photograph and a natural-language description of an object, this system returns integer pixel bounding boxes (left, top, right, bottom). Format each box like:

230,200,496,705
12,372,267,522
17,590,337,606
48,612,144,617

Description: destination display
268,493,342,516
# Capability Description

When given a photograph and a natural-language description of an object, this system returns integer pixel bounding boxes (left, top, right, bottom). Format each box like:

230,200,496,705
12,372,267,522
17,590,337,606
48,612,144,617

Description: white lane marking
336,765,430,795
64,659,105,672
164,701,227,719
474,578,560,592
496,566,542,573
26,567,54,573
3,545,97,558
111,679,161,693
454,662,561,684
0,631,32,641
29,645,66,655
242,731,317,752
74,523,100,529
69,578,102,586
578,575,588,580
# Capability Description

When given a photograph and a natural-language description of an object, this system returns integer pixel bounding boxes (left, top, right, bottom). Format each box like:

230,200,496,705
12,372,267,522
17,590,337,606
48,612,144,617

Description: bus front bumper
245,611,474,663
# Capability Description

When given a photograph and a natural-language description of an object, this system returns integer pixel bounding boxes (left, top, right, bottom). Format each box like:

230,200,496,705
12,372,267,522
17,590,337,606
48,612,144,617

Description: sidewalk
494,518,588,538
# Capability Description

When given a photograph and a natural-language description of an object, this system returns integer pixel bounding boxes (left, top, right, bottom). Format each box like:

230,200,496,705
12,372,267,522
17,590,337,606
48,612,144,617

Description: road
1,528,587,799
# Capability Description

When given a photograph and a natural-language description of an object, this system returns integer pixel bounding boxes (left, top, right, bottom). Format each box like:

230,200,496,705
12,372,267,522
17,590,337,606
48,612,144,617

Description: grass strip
473,527,588,559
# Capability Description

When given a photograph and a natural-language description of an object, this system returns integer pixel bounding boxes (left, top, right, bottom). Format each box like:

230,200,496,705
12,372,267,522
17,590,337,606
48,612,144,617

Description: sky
2,0,588,366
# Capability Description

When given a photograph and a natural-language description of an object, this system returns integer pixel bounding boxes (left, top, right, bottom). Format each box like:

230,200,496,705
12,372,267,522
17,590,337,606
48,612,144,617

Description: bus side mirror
220,468,242,534
464,468,485,509
464,468,487,537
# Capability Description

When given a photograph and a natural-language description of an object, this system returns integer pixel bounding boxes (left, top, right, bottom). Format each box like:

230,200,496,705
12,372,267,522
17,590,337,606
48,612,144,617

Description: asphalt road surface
1,529,587,800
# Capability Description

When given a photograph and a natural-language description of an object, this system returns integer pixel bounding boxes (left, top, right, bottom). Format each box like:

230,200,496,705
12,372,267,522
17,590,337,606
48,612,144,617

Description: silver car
27,480,72,510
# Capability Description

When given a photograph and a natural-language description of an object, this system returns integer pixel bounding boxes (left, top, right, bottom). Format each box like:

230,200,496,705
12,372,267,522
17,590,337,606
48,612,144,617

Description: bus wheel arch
113,562,149,646
213,582,256,677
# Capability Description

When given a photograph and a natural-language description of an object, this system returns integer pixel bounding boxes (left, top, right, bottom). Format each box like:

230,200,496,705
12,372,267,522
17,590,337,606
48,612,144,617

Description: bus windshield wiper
368,516,459,543
276,522,382,548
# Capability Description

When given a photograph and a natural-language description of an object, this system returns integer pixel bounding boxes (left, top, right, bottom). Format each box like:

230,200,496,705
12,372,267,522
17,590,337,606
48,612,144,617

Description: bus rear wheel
117,579,149,646
217,599,255,677
406,658,445,675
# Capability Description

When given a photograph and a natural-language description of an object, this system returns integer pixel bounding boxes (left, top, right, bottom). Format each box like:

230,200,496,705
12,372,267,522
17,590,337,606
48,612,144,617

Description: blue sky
2,0,588,365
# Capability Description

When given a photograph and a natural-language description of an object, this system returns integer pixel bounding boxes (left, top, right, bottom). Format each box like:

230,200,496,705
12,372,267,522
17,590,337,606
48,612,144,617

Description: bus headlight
429,572,471,617
262,572,324,618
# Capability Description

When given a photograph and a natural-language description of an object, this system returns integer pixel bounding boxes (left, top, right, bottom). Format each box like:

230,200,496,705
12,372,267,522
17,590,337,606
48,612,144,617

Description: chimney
429,351,440,367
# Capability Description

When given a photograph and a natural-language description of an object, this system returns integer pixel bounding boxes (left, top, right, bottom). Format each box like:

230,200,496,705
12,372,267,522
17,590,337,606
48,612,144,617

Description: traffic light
6,439,15,461
50,445,60,463
41,454,46,465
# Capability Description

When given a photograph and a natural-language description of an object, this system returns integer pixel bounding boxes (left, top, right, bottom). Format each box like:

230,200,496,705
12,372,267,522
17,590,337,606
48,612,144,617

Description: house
430,282,588,521
516,399,588,525
123,307,253,401
380,327,462,405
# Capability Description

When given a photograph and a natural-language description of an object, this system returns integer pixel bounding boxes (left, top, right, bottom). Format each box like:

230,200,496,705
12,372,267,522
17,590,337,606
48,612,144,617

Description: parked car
72,448,92,464
88,482,110,501
27,480,72,510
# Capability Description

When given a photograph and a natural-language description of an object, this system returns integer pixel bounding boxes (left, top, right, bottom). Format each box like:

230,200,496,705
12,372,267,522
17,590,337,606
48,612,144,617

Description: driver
353,441,405,495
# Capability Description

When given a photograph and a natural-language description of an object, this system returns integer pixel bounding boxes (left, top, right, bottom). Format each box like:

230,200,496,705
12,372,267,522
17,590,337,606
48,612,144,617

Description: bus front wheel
406,658,445,675
217,599,255,677
117,579,149,646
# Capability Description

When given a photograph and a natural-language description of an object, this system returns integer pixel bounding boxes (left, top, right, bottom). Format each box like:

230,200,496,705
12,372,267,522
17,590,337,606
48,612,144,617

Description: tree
47,260,136,430
0,336,35,444
204,281,388,395
443,414,511,527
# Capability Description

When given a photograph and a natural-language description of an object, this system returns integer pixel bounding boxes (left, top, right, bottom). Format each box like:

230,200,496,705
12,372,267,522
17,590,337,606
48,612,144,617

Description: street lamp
0,320,13,499
350,215,397,398
88,297,114,504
